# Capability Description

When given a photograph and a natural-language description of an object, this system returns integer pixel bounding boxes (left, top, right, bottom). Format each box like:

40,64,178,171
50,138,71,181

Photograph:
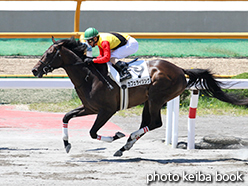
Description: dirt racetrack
0,105,248,186
1,56,248,76
0,56,248,185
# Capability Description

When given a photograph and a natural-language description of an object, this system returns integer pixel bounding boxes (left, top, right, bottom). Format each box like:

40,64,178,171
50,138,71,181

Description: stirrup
120,70,132,82
113,61,131,81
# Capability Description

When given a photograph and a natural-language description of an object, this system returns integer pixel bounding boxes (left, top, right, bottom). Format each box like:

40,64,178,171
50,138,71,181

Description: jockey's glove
84,58,93,65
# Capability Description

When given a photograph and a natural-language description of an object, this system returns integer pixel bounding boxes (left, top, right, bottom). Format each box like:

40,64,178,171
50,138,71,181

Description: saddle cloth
107,60,151,88
107,60,151,110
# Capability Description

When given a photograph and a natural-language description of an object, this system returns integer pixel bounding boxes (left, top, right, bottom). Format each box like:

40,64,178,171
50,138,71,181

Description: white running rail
166,79,248,150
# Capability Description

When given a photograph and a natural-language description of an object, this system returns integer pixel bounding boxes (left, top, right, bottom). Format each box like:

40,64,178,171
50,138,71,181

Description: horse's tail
182,68,248,106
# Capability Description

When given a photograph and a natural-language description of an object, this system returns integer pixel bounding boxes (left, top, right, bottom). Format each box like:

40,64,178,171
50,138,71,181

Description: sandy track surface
1,56,248,76
1,108,248,186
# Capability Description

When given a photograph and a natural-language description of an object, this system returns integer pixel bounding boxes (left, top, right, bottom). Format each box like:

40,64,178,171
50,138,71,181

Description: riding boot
113,61,132,82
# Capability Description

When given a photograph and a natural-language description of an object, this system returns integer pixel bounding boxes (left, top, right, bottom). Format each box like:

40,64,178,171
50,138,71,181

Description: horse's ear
52,36,56,43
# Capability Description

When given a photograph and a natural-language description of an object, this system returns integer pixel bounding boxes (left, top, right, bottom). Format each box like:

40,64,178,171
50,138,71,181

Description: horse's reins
41,44,113,90
72,61,114,91
39,45,61,75
39,44,138,91
89,58,138,91
63,56,114,90
71,58,139,91
90,64,114,90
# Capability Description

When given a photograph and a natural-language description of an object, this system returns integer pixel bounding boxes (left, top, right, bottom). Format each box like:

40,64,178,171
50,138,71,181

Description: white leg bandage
130,126,149,140
63,123,69,141
97,135,113,143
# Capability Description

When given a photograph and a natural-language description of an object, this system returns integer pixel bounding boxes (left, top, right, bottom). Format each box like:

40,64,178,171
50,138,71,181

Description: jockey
83,27,139,82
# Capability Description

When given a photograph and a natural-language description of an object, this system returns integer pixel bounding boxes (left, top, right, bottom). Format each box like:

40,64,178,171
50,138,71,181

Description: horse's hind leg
62,105,94,153
114,91,174,157
114,100,157,157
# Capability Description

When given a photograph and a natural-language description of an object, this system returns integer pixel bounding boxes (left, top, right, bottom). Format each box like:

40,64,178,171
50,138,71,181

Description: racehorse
32,37,248,157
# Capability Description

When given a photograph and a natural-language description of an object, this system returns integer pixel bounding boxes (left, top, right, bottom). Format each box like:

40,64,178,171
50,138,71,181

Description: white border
0,1,248,11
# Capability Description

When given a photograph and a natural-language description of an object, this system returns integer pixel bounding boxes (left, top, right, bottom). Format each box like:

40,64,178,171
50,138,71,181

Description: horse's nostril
32,68,38,76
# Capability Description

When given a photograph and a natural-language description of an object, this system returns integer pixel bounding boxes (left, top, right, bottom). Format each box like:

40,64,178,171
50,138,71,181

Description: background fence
1,0,248,39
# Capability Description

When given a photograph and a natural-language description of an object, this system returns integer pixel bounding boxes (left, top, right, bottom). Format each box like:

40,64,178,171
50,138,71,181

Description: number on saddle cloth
107,58,151,88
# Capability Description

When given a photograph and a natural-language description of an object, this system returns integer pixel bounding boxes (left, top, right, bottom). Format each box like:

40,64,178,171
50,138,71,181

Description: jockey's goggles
87,39,93,44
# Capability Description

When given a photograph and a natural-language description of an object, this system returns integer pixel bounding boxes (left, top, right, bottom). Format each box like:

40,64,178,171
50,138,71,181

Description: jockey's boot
113,61,132,82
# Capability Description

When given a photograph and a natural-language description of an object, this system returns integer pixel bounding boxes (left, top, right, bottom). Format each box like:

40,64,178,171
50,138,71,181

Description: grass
28,94,248,116
29,98,81,113
2,39,248,57
192,95,248,116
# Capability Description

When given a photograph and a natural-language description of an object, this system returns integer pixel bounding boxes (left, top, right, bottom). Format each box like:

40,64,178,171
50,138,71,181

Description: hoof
113,131,126,141
116,131,125,139
65,143,71,153
113,150,123,157
124,139,136,151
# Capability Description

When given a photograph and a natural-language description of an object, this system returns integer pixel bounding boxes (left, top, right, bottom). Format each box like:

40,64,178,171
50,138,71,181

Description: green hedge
1,38,248,57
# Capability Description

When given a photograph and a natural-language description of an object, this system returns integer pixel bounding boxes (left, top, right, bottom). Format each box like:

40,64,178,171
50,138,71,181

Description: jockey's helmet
84,27,99,40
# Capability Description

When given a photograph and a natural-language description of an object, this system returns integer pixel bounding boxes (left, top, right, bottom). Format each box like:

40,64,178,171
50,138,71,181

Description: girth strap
120,84,129,110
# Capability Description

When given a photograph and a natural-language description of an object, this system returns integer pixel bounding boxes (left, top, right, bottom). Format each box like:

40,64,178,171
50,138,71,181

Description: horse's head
32,37,64,78
32,37,87,78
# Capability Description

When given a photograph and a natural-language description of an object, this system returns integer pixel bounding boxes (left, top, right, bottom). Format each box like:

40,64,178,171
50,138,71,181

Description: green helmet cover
84,27,99,40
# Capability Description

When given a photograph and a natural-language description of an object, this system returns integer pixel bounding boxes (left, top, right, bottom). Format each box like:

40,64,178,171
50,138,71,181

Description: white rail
166,79,248,150
0,78,74,89
1,78,248,89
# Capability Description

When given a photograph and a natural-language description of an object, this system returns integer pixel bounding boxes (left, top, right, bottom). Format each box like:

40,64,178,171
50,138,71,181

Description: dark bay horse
32,37,248,156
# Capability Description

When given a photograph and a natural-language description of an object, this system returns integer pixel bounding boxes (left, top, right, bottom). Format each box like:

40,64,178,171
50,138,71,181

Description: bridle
38,42,114,90
39,44,61,75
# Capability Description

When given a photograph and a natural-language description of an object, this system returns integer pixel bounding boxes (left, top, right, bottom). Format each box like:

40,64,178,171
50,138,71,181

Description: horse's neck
63,65,90,89
61,53,91,88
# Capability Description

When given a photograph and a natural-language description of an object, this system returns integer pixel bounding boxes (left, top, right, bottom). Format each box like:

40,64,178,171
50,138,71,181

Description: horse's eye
48,48,53,53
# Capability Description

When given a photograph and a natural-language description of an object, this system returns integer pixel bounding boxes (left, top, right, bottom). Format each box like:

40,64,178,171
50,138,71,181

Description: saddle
107,59,151,110
108,59,151,87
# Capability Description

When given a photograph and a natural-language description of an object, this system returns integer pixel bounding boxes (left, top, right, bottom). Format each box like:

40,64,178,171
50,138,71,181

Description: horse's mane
55,37,87,59
55,37,107,72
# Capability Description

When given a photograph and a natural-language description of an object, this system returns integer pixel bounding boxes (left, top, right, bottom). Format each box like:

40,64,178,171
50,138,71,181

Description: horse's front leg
62,105,94,153
89,110,125,143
